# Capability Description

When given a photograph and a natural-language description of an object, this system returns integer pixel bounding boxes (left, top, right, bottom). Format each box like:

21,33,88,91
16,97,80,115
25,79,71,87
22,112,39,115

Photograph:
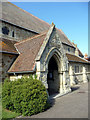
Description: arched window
12,31,14,37
2,26,9,35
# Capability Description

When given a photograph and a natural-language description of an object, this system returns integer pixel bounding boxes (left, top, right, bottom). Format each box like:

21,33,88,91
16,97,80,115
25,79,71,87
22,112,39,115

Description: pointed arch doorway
47,55,60,95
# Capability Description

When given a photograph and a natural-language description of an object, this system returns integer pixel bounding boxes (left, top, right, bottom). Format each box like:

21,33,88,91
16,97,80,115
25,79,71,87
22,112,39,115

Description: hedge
2,76,49,116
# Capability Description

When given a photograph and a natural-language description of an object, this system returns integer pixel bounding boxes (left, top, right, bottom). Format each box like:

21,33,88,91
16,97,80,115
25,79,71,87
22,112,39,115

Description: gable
8,32,47,73
36,24,65,65
8,24,62,73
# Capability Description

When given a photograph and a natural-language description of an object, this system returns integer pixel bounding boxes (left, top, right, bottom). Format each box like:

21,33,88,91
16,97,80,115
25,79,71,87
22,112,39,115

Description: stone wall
87,72,90,82
69,62,90,86
0,21,37,41
0,21,37,81
35,26,71,95
63,44,75,54
2,53,17,81
9,73,35,81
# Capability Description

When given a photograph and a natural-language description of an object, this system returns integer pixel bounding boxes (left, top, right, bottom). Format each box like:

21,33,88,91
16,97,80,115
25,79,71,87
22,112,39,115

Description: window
68,48,70,52
80,66,83,73
88,66,90,72
75,66,79,73
12,31,14,37
2,26,9,35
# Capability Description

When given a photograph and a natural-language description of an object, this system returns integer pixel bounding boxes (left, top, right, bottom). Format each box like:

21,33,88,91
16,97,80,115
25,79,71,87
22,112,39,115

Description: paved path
18,82,88,118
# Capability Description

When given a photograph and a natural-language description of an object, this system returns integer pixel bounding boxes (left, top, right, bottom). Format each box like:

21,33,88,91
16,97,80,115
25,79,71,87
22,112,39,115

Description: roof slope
1,2,49,33
66,53,89,63
72,42,84,57
1,2,74,47
0,37,18,54
57,29,75,47
78,49,84,57
8,32,47,73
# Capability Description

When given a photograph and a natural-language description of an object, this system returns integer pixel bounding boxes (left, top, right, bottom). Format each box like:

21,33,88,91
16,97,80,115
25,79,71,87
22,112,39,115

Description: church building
0,2,90,96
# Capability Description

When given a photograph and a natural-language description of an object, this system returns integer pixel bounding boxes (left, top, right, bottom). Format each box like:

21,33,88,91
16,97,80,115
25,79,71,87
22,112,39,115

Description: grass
0,82,20,120
2,108,20,120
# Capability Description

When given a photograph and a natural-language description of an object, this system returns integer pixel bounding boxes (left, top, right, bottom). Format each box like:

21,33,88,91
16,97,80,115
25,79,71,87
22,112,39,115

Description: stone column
36,61,41,80
41,72,48,89
62,71,67,93
36,71,40,80
59,72,63,94
83,66,87,83
69,65,74,86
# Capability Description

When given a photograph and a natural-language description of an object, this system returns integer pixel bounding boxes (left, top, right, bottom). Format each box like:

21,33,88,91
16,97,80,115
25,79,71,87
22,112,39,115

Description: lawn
0,82,20,120
2,108,20,120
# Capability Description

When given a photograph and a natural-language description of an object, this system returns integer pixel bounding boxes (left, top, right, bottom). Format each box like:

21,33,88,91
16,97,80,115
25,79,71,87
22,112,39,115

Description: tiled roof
8,32,47,73
1,2,50,33
1,2,74,48
78,49,84,57
66,53,89,63
85,57,90,61
72,42,84,57
0,37,18,54
57,29,75,47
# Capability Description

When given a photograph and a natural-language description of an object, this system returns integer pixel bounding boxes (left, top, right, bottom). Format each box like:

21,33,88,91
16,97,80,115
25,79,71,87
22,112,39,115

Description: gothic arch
45,47,61,72
45,47,61,95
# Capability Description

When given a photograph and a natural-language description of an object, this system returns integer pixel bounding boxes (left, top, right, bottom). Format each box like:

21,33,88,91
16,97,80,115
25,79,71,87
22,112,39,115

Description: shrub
2,78,14,110
2,75,49,116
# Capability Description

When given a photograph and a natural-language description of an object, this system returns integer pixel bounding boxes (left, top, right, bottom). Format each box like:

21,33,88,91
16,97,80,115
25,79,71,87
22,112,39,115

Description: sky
10,2,88,55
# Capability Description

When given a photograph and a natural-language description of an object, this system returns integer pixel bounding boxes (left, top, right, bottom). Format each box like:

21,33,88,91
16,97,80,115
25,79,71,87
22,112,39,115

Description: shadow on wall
87,75,90,82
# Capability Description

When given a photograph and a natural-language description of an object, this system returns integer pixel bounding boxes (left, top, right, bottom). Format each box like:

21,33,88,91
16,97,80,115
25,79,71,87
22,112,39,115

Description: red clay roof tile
66,53,89,63
8,32,47,73
0,37,18,54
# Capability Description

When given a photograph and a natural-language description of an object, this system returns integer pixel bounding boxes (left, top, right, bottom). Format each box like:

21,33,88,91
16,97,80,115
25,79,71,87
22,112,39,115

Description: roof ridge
15,30,48,46
8,2,50,27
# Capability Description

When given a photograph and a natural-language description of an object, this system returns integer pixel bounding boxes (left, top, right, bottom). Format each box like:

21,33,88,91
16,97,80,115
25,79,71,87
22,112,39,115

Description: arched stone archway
36,47,71,97
47,54,60,95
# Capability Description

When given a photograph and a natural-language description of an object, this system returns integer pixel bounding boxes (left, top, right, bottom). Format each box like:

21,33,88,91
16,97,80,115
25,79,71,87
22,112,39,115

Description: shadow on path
71,86,80,92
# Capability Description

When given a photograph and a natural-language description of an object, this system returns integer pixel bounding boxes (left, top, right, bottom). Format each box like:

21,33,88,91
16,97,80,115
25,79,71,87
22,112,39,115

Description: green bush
2,75,49,116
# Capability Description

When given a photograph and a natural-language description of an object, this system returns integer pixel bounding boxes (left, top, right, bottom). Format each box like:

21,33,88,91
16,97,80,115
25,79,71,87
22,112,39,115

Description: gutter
0,51,19,55
8,70,35,74
8,65,36,74
62,42,75,48
69,60,90,64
